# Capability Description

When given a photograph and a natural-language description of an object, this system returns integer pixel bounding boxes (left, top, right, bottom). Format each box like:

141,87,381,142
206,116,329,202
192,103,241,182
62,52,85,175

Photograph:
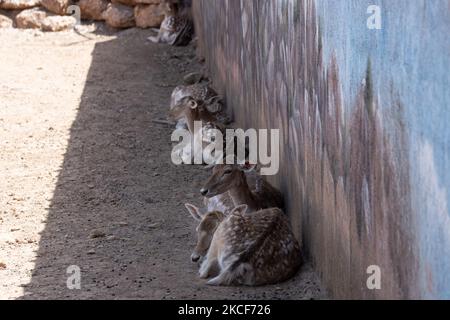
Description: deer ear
230,204,248,216
205,96,223,112
238,162,257,173
188,99,198,109
185,203,203,221
206,103,221,113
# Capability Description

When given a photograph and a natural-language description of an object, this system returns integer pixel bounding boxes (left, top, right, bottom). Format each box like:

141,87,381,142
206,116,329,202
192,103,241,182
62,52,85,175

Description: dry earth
0,25,326,299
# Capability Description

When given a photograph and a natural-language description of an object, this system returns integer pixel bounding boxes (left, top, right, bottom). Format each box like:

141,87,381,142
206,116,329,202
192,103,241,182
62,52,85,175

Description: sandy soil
0,25,325,300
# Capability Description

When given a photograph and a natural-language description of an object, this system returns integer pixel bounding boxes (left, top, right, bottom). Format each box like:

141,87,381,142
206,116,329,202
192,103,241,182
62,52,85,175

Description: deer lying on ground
169,93,226,164
169,85,234,163
169,95,225,134
200,163,284,212
147,0,193,46
170,83,230,129
184,204,301,286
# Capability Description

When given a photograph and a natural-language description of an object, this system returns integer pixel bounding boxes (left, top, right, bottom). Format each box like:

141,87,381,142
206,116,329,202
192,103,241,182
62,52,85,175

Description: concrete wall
192,0,450,299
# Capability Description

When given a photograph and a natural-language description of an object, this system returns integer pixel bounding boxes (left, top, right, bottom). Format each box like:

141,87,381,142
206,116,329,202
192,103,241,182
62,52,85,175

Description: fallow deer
185,204,302,286
170,83,230,129
147,0,193,46
200,163,284,212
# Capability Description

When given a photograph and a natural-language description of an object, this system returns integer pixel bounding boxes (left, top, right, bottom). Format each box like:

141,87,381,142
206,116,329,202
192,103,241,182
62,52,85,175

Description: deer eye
223,169,232,175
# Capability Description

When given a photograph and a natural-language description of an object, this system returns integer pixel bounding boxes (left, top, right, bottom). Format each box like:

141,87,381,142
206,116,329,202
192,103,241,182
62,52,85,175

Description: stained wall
192,0,450,299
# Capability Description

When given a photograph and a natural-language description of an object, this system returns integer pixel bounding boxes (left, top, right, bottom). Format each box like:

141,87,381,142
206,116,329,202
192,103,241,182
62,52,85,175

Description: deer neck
228,173,259,211
184,108,200,135
185,108,208,135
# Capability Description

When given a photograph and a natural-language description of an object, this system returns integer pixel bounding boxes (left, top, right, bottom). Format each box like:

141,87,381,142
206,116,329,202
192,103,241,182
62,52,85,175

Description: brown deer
169,95,223,136
170,83,230,130
169,93,226,164
185,204,302,286
200,163,284,212
147,0,193,46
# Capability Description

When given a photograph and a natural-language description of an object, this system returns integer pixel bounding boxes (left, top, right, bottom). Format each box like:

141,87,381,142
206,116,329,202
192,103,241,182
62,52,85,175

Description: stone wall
192,0,450,299
0,0,164,30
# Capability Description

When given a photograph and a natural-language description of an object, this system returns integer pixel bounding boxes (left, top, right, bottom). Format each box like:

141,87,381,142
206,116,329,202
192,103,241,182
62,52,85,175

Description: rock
134,4,163,28
112,0,161,6
136,0,161,3
78,0,108,21
89,229,106,239
41,0,70,15
0,13,13,28
41,15,76,31
0,0,41,10
148,223,159,228
104,3,134,29
111,0,136,6
15,7,48,29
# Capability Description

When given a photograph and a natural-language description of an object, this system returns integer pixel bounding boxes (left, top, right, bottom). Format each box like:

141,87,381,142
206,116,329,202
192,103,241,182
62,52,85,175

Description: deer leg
199,257,219,279
147,32,161,43
206,267,233,286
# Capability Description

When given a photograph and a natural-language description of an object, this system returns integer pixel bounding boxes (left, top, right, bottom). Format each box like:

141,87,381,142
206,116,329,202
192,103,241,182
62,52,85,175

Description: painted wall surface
192,0,450,299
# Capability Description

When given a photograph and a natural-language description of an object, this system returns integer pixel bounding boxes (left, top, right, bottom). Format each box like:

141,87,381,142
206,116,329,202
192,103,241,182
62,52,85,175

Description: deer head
168,96,199,121
185,203,248,262
185,203,224,262
200,163,257,198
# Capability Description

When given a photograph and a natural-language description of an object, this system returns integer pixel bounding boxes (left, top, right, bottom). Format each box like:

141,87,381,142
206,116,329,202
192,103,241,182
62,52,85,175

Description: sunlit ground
0,28,114,299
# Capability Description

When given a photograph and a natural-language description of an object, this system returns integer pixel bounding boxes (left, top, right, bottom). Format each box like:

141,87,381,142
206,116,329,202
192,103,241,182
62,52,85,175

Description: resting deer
200,163,284,212
147,0,193,46
185,204,302,286
169,94,226,164
170,84,230,129
169,95,224,134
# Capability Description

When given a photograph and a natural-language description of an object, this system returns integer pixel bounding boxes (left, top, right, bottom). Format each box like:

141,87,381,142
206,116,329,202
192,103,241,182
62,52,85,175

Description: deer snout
191,253,201,262
200,188,208,196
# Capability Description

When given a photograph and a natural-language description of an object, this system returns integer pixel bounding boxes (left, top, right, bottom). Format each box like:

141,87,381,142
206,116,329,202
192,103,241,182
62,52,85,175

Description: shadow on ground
20,29,325,299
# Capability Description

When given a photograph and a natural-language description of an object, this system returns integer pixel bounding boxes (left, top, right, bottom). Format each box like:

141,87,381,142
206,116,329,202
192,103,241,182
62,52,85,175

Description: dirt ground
0,25,325,300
